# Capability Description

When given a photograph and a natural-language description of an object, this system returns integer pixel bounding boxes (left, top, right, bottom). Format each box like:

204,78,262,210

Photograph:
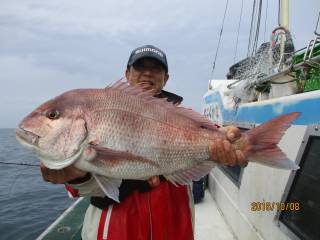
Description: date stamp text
251,201,300,211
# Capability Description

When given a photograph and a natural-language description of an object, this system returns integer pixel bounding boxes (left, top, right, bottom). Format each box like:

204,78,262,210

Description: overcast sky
0,0,319,128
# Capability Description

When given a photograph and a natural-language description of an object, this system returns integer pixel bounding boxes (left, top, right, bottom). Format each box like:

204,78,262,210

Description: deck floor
194,191,236,240
38,191,237,240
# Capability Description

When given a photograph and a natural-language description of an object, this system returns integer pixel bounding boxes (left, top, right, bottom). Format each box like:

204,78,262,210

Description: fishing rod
0,161,39,167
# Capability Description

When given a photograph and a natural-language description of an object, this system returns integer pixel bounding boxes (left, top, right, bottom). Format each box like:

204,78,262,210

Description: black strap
91,176,167,209
91,180,151,209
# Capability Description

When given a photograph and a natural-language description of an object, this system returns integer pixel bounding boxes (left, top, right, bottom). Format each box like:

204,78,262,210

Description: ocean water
0,129,73,240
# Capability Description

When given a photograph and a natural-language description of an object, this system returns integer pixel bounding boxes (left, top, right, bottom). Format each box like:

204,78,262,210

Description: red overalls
66,181,194,240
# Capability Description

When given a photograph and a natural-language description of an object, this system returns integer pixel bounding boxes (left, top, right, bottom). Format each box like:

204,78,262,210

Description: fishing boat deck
195,190,236,240
37,190,236,240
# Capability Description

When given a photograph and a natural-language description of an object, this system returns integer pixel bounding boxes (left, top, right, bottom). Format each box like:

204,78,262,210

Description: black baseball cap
127,45,168,72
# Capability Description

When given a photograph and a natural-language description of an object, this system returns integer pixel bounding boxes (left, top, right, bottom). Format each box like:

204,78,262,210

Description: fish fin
106,79,219,131
93,174,122,202
245,112,300,170
105,77,126,89
164,161,215,186
90,145,159,167
174,107,219,131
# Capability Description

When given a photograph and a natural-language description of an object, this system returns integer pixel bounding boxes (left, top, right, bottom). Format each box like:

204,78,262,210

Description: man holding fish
17,45,298,239
38,45,246,240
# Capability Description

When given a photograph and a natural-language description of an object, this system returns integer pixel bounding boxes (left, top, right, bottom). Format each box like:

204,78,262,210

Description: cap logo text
135,48,164,57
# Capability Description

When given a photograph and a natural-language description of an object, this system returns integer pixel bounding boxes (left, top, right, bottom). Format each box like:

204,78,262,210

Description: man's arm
40,164,105,197
40,164,89,184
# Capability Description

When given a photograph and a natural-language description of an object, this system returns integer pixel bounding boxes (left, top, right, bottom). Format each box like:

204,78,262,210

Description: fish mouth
16,128,40,147
16,127,87,170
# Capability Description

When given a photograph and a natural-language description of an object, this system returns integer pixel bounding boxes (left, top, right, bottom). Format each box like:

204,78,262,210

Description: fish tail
243,112,300,170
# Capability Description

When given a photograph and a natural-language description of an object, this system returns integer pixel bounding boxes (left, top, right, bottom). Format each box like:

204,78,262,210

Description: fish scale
87,108,211,178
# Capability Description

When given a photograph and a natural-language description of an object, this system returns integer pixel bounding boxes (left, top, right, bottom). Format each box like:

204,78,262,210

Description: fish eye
46,110,60,120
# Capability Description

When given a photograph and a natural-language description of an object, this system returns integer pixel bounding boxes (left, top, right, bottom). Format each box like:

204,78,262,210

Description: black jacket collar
155,90,183,105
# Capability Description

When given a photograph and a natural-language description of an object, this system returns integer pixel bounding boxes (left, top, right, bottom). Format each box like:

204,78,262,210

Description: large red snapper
16,81,300,201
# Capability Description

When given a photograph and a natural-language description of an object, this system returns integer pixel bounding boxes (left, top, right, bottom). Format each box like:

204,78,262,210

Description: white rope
211,0,229,78
233,0,244,63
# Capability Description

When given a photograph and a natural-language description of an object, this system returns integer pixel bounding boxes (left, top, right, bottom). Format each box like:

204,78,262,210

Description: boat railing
303,37,320,62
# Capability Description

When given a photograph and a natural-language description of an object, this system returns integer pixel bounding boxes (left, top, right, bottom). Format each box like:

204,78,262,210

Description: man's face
125,58,169,93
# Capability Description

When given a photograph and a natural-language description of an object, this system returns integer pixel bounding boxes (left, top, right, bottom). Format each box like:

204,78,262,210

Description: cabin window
219,165,242,187
277,127,320,240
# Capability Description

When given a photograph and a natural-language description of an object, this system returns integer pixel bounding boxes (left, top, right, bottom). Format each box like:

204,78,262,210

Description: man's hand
147,176,161,188
40,163,89,184
221,125,241,142
209,126,248,167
